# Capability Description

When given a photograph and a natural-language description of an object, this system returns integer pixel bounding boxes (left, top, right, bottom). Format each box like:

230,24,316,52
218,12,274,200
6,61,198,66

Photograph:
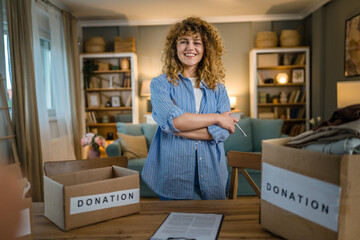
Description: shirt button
199,157,202,160
200,175,204,178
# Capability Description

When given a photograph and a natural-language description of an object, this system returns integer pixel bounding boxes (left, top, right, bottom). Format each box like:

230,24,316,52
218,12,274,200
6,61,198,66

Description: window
3,9,12,117
39,37,54,111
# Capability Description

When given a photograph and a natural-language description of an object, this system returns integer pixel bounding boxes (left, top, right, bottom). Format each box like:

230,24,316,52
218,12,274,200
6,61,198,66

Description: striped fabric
141,73,231,200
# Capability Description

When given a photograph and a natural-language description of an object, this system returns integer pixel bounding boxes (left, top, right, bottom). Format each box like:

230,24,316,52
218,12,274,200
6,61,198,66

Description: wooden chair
43,156,128,176
228,151,262,199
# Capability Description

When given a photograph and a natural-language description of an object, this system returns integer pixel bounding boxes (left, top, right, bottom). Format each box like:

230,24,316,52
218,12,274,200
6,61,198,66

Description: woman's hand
216,111,239,134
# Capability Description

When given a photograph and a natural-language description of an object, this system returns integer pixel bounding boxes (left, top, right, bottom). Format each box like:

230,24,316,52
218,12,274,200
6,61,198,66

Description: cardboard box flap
49,166,114,187
44,176,65,230
262,138,341,185
113,165,139,177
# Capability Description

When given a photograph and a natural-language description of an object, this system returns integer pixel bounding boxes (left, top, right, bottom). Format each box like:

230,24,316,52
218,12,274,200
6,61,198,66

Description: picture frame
292,69,305,83
345,14,360,77
111,96,121,107
87,92,100,108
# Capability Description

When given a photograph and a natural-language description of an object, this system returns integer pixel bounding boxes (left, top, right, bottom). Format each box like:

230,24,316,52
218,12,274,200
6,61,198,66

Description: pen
235,123,247,137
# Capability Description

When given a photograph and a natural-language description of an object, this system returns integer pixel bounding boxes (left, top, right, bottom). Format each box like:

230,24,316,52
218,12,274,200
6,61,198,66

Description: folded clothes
301,137,360,155
286,119,360,147
314,104,360,130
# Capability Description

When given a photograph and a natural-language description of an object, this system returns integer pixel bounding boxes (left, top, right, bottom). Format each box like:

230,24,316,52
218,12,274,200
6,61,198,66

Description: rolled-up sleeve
151,76,185,134
207,84,231,143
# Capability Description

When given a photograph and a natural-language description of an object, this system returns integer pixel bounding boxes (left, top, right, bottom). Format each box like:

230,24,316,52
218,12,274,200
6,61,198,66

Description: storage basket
114,37,136,52
256,32,278,48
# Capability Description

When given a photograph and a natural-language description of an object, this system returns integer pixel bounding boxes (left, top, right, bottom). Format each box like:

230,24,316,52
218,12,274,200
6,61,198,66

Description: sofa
106,117,285,197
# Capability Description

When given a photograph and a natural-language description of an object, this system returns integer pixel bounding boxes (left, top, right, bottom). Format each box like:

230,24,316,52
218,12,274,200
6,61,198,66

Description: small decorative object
111,96,121,107
109,76,114,88
81,133,105,159
292,69,305,83
105,97,112,107
111,65,120,70
345,14,360,77
275,73,289,84
280,30,300,47
229,96,237,110
256,31,278,48
121,58,130,70
85,36,105,53
114,36,136,52
107,132,114,140
87,93,101,108
98,62,110,71
280,91,288,103
102,115,109,123
264,78,274,84
309,116,322,129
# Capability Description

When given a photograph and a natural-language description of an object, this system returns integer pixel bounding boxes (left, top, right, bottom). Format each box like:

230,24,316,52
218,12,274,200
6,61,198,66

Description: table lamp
337,81,360,108
229,96,237,110
275,73,289,84
140,80,152,112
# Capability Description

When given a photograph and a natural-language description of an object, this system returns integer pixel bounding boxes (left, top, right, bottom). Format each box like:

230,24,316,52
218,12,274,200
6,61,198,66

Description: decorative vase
89,147,100,159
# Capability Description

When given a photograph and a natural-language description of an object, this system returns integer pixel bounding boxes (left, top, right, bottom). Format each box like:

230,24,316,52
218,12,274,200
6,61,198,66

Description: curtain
62,12,82,160
6,0,43,201
32,0,75,162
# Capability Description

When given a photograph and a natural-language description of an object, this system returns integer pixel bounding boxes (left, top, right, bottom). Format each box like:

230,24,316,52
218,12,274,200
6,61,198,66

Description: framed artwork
292,69,305,83
111,96,121,107
87,93,100,108
345,14,360,77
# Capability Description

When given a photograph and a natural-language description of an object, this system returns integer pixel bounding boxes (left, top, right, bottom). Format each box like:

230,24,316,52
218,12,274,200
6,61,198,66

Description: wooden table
33,198,281,239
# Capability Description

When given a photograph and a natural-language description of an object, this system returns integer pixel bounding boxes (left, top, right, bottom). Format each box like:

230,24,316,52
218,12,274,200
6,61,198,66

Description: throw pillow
224,117,253,154
251,118,283,152
116,132,148,159
142,123,158,148
116,122,143,136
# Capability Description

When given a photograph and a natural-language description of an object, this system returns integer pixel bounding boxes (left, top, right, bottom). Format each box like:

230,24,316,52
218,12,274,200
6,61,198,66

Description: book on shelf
258,91,267,103
87,111,97,124
296,91,303,103
290,108,299,119
289,123,305,136
258,112,275,119
297,108,305,119
300,92,306,103
257,72,264,84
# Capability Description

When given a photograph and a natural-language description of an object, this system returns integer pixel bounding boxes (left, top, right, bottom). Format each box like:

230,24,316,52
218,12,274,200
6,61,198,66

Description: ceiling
55,0,331,26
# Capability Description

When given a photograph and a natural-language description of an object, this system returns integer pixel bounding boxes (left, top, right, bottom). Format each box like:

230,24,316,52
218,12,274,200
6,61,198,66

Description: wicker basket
280,30,300,47
256,31,278,48
114,37,136,52
85,37,105,53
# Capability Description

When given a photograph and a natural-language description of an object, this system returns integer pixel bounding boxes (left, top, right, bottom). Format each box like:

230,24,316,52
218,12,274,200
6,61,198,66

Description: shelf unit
80,52,138,138
249,47,310,136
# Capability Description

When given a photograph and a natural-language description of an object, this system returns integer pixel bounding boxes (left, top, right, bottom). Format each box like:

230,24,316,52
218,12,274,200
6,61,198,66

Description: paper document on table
151,212,223,240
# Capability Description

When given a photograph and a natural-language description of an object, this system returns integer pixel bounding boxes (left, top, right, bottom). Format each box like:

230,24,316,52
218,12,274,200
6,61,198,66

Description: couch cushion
116,122,143,136
117,132,148,159
251,118,283,152
142,123,158,148
224,117,253,154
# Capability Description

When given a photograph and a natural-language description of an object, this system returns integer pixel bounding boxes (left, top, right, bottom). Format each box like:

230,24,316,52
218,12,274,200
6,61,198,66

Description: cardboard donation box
5,164,33,240
44,166,140,231
261,138,360,240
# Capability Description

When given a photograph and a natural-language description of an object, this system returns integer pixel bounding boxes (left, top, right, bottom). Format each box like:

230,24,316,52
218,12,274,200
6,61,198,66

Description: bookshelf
80,52,138,138
249,47,310,136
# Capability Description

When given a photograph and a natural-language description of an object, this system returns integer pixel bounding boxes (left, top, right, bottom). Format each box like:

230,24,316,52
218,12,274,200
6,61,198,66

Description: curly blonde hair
162,17,225,90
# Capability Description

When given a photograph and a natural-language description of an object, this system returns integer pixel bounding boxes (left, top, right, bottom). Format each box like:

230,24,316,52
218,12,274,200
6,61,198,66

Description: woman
142,17,238,200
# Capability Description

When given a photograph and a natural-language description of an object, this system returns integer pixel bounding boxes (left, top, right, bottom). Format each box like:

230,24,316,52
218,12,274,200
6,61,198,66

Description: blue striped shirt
141,73,231,200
